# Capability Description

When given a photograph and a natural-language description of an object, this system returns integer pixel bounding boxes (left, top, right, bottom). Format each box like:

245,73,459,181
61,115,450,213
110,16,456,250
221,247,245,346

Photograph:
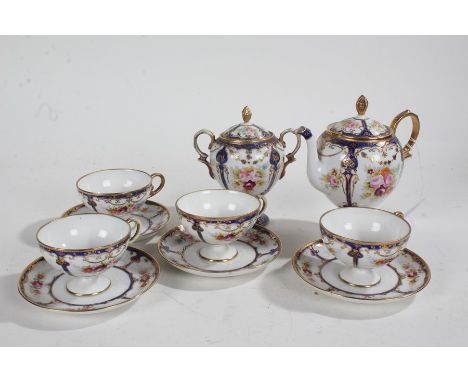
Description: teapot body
316,132,404,207
301,96,420,208
209,137,285,196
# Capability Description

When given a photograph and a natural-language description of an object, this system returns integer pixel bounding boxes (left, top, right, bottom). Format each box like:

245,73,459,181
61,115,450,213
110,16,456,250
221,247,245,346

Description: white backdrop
0,36,467,346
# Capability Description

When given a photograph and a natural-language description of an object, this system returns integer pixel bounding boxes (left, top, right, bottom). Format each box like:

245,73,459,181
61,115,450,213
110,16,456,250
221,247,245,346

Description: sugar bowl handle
279,127,303,179
194,129,216,179
126,218,141,242
149,173,165,197
390,110,420,160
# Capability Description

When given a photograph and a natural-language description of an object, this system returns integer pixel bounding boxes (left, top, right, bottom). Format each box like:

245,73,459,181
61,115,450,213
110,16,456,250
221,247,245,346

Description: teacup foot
199,244,238,262
338,267,381,288
66,275,112,296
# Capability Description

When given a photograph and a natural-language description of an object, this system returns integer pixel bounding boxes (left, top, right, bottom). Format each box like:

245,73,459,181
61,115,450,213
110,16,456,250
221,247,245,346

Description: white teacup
176,189,265,262
319,207,411,287
37,214,140,296
76,168,165,216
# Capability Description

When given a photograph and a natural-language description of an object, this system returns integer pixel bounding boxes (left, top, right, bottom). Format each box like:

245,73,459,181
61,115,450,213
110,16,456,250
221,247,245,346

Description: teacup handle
193,129,216,179
258,195,267,216
390,110,420,160
126,218,141,242
279,127,303,179
149,173,165,197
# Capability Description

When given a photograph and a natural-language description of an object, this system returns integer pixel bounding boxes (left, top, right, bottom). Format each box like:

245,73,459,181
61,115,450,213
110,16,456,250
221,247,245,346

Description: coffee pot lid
220,106,274,143
326,95,393,140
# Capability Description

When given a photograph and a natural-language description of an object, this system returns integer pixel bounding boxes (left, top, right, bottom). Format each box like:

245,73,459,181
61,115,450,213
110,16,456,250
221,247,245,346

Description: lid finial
356,95,368,116
242,106,252,123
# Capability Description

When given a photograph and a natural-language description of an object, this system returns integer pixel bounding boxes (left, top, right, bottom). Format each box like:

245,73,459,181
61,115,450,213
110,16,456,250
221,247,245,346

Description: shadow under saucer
0,273,133,331
259,260,414,320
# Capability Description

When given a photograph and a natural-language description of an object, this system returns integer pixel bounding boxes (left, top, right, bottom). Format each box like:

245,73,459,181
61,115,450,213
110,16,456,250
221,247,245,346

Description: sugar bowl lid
326,95,393,140
219,106,274,143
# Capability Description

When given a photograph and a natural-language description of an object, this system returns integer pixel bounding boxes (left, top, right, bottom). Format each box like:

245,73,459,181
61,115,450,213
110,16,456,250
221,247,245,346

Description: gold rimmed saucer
62,200,170,241
157,225,281,277
292,239,430,304
18,247,160,313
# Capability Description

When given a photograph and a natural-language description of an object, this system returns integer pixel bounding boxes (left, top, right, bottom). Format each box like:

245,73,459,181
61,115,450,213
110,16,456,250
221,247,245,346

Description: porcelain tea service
18,96,430,313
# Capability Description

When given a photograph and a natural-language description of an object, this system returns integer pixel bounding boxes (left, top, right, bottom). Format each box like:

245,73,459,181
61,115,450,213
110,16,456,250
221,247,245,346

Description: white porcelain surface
77,169,152,194
18,247,160,313
62,201,170,240
158,225,281,277
321,207,410,243
293,239,430,303
176,189,260,217
37,214,130,249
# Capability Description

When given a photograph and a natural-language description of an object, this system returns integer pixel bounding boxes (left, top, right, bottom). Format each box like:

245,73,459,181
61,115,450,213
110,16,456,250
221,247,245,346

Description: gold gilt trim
319,207,411,247
242,106,252,123
76,168,153,197
157,225,282,274
356,95,369,115
175,189,262,222
17,247,160,313
324,130,393,143
61,200,166,218
291,239,431,303
36,213,131,253
218,133,276,145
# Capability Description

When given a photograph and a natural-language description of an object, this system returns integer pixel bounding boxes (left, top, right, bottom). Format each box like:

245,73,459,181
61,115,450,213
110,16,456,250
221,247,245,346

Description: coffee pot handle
390,110,420,160
194,129,216,179
279,127,303,179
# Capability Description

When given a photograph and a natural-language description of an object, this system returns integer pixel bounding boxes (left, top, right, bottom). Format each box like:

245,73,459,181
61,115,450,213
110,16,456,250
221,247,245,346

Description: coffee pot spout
298,127,326,193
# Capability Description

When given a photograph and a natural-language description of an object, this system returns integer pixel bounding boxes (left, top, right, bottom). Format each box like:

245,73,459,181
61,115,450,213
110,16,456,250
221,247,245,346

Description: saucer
292,239,430,304
157,225,281,277
62,201,170,241
18,247,160,313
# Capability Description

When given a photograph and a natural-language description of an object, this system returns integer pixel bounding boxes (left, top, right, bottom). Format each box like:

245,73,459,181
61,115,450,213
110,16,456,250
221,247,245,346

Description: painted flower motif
232,126,261,139
30,273,46,295
301,262,313,277
406,269,419,283
139,271,151,288
233,167,265,192
245,232,266,245
107,204,139,215
82,264,108,273
362,166,397,200
374,258,389,266
322,168,343,190
175,231,195,244
346,120,361,130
